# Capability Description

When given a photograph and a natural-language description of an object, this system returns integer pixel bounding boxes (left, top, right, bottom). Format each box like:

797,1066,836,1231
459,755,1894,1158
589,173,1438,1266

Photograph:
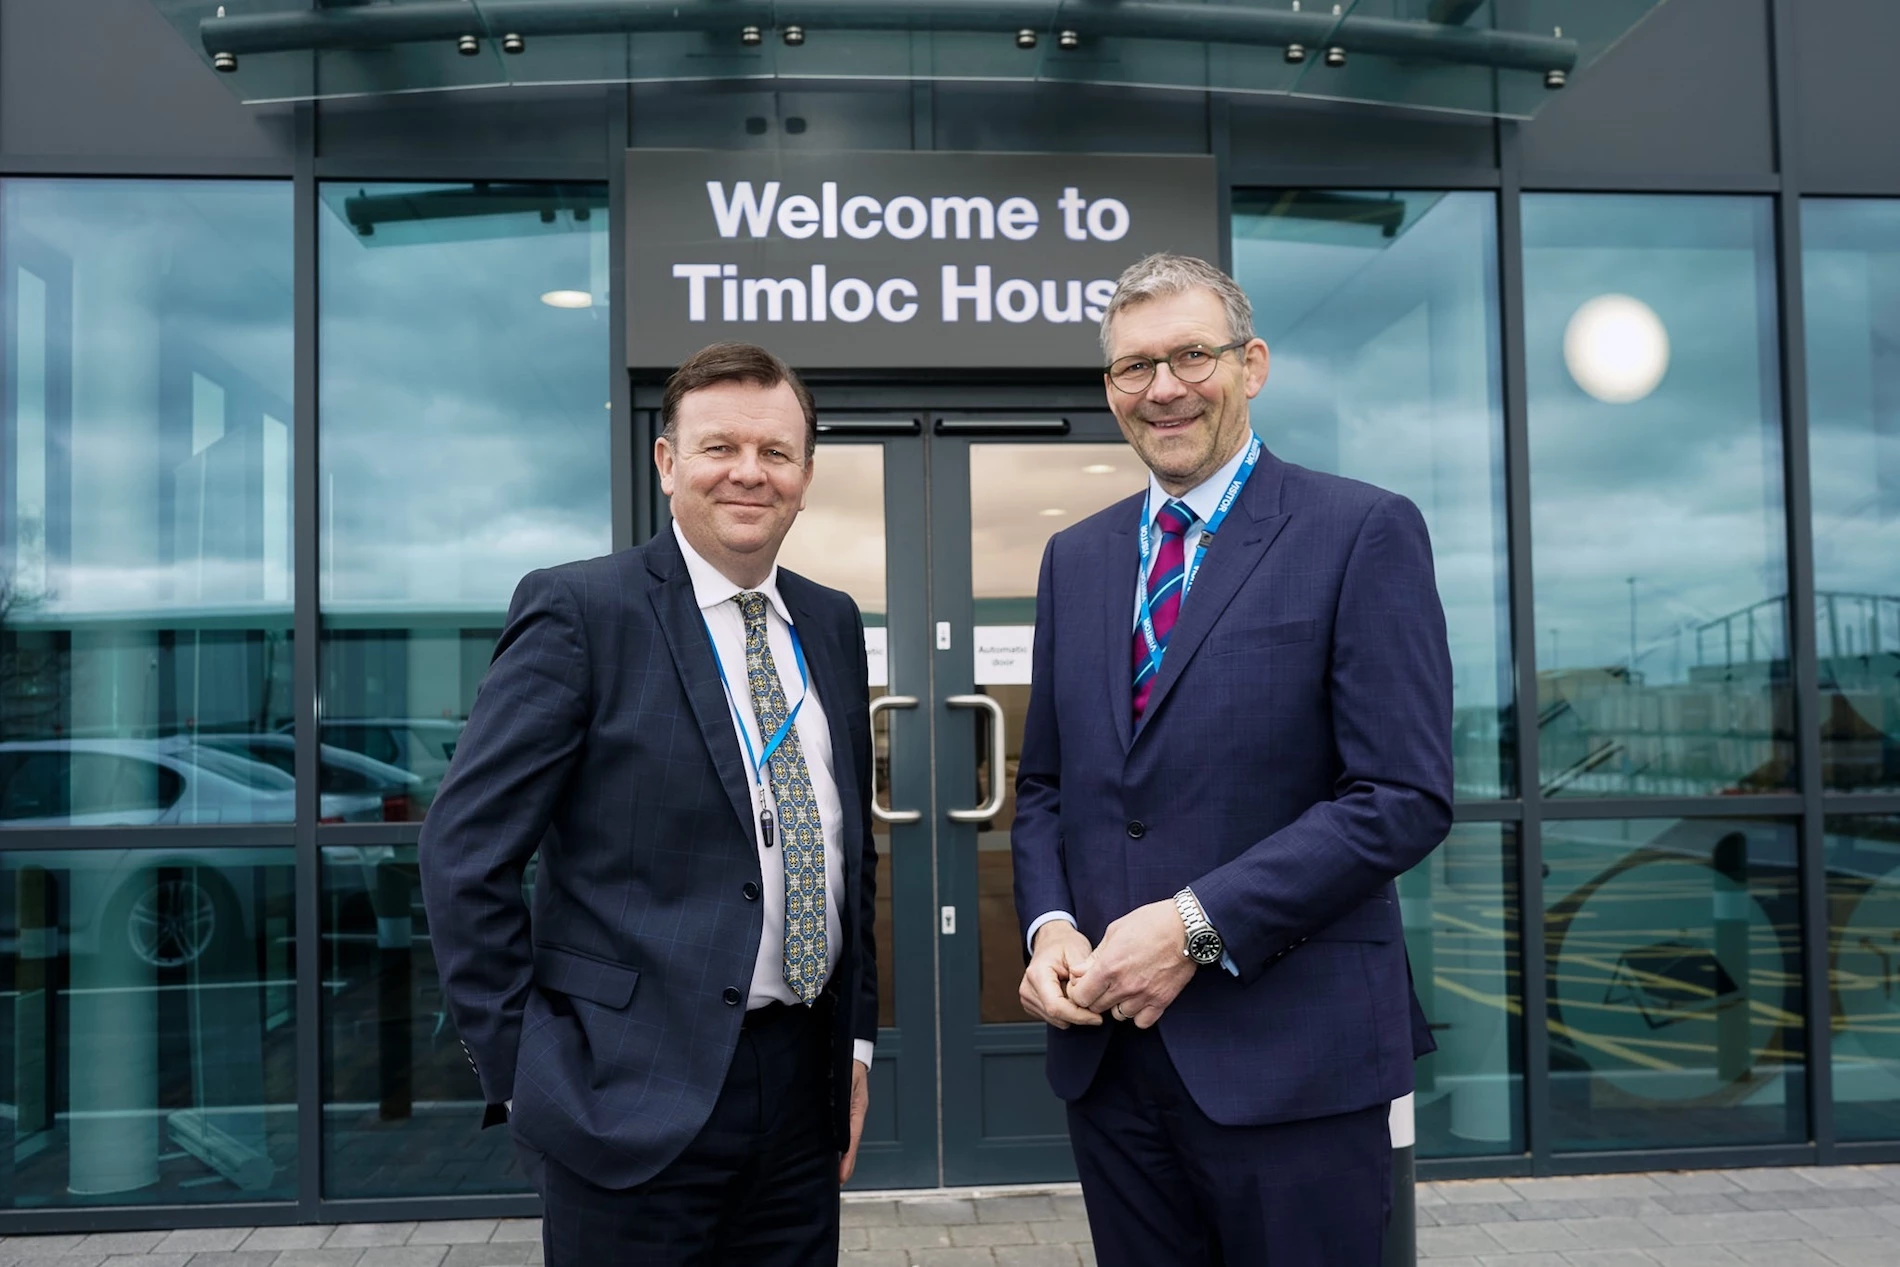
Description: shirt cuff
1220,951,1239,977
853,1039,875,1069
1025,910,1077,955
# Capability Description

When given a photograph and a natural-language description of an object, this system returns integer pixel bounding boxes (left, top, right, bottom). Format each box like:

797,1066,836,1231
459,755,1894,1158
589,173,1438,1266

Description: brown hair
660,341,817,459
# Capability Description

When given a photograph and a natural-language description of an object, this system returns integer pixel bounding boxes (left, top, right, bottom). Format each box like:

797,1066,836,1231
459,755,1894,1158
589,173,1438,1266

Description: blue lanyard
1134,433,1263,673
703,612,810,796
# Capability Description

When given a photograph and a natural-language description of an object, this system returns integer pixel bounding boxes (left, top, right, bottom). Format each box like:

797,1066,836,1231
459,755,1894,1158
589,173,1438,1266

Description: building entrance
762,403,1145,1189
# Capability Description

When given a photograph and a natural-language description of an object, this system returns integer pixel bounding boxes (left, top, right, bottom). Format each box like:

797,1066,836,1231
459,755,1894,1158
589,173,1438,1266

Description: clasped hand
1018,899,1197,1030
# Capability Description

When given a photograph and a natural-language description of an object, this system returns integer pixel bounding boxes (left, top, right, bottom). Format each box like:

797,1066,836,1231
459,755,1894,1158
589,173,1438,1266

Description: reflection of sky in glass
317,183,611,615
1234,190,1509,796
3,180,293,617
1525,196,1787,684
1804,198,1900,791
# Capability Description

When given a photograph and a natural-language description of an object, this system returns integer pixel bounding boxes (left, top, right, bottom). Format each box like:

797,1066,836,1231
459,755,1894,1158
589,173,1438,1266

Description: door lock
941,906,957,935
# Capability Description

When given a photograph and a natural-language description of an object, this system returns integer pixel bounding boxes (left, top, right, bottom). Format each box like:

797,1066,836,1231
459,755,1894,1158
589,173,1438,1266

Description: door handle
868,695,922,824
945,693,1006,823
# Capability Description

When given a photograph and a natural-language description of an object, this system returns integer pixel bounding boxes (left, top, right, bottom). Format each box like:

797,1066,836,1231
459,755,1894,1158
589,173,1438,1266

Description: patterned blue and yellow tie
736,591,827,1004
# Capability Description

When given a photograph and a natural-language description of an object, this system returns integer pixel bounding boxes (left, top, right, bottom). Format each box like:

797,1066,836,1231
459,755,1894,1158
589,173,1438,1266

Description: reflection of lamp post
1626,577,1638,677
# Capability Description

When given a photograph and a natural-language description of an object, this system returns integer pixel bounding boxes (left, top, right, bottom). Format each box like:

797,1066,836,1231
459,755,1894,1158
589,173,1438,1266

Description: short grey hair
1099,252,1255,360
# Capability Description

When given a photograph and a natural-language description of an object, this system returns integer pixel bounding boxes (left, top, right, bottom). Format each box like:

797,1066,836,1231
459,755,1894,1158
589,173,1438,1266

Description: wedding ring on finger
1110,1003,1129,1022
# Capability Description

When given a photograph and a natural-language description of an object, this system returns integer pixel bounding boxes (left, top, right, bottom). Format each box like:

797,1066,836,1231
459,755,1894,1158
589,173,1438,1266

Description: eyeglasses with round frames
1105,340,1249,394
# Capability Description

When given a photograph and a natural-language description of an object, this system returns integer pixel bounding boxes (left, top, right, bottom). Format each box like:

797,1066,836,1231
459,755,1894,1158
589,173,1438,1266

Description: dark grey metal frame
5,0,1900,1228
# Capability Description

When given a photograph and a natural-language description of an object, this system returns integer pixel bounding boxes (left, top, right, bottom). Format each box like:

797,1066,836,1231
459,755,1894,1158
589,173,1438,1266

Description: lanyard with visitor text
703,612,809,850
1134,432,1264,676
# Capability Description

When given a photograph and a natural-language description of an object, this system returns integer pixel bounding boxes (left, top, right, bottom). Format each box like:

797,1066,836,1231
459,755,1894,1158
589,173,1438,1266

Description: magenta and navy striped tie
1132,498,1199,719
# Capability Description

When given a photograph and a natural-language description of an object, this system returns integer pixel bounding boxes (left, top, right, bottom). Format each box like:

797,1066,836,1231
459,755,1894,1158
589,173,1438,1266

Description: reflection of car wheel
127,878,218,968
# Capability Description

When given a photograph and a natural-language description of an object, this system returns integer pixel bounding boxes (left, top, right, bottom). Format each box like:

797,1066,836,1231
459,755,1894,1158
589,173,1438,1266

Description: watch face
1187,930,1224,964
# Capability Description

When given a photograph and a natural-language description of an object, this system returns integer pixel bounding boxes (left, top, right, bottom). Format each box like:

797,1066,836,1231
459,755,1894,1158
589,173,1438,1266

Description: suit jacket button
742,882,761,902
723,986,743,1006
1126,820,1146,839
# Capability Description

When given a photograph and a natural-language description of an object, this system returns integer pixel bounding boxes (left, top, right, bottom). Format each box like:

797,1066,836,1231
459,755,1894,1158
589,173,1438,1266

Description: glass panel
1232,189,1510,800
319,845,528,1196
1827,814,1900,1141
1,180,295,824
1543,817,1805,1152
1524,195,1792,798
1404,823,1522,1159
1805,199,1900,792
969,443,1146,1024
318,182,611,819
0,849,297,1207
777,443,894,1028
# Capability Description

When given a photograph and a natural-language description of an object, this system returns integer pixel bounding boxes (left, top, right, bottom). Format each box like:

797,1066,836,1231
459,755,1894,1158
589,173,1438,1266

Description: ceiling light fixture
1082,464,1117,475
1563,294,1669,404
540,290,593,309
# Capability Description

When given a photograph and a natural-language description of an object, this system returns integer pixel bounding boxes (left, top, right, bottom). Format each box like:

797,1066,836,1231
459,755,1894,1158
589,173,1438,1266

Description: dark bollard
1384,1093,1416,1267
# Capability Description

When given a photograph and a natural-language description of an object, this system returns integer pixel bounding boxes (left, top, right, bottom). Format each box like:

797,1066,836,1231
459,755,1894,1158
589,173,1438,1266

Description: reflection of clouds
318,184,611,608
971,444,1146,599
37,563,294,617
1237,191,1509,726
4,180,295,616
778,445,888,613
1524,197,1787,680
1805,222,1900,600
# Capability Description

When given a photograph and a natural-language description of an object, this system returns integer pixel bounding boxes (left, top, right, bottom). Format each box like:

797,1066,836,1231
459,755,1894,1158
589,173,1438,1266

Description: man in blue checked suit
419,342,878,1266
1013,254,1453,1266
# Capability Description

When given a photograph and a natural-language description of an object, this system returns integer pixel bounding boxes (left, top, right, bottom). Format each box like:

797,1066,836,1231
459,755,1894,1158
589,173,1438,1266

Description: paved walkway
4,1167,1900,1267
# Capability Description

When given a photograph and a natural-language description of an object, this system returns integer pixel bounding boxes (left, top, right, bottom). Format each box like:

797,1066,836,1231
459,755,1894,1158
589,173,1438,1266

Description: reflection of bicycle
1544,825,1801,1107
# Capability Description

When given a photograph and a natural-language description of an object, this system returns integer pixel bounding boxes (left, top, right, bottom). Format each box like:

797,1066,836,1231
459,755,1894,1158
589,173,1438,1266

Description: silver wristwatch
1174,887,1224,966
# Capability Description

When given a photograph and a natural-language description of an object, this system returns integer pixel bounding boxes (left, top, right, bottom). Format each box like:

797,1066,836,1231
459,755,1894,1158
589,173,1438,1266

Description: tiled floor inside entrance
5,1167,1900,1267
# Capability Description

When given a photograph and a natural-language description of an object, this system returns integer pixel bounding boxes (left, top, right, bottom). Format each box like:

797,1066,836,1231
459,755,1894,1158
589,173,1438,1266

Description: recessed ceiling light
541,289,593,309
1082,464,1117,475
1039,508,1066,517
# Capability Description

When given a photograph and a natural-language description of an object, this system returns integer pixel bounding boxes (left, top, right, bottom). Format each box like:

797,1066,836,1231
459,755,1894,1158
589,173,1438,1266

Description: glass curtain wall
315,181,610,1198
1807,199,1900,1142
1805,199,1900,792
1522,195,1792,800
1232,190,1521,1160
0,180,299,1208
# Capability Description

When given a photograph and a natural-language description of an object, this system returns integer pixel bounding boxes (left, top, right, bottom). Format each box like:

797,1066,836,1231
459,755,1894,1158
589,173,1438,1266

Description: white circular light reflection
1081,464,1117,475
541,289,593,309
1563,294,1669,404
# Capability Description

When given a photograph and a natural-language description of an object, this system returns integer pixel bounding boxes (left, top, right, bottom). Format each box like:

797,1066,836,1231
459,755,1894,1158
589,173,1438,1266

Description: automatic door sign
1547,845,1797,1104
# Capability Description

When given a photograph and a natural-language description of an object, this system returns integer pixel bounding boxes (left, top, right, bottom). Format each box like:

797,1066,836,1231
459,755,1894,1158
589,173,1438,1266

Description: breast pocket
1207,618,1317,658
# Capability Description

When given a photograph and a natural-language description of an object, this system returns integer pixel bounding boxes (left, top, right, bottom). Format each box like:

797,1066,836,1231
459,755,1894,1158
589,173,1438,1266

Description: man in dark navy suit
419,342,877,1266
1013,254,1452,1266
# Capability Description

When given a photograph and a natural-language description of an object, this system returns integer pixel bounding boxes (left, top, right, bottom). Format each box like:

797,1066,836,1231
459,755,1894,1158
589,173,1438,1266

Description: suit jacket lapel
645,534,757,842
1134,451,1292,739
1100,494,1143,754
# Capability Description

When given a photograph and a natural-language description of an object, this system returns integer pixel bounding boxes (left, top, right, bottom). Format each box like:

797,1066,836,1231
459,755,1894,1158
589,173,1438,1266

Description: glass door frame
926,408,1136,1186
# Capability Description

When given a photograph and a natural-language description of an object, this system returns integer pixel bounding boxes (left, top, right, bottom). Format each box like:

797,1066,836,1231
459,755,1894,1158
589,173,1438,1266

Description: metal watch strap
1175,887,1216,958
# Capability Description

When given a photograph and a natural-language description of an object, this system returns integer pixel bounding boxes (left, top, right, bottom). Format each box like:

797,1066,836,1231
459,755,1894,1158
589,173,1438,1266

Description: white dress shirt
675,523,874,1068
1026,439,1253,972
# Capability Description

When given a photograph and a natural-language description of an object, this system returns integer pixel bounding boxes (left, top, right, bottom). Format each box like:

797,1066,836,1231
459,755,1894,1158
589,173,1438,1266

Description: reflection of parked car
195,734,425,822
282,718,463,804
0,737,388,825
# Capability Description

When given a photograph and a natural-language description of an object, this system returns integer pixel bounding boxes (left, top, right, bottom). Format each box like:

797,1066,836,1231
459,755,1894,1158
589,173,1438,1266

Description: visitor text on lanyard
1134,433,1264,675
704,616,809,851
